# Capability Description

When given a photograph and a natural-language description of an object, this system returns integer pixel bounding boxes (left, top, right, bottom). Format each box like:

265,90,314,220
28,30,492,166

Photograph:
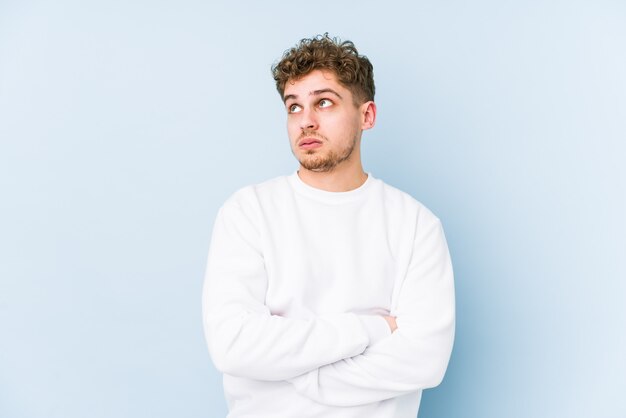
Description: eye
318,99,333,108
288,104,302,113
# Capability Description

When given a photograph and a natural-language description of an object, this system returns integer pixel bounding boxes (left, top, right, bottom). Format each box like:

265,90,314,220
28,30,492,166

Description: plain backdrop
1,1,625,417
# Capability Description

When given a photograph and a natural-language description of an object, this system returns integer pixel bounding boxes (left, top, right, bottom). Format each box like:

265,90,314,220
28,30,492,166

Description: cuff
357,315,392,346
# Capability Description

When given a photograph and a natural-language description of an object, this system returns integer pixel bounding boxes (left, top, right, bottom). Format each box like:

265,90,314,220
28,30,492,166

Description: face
283,70,375,173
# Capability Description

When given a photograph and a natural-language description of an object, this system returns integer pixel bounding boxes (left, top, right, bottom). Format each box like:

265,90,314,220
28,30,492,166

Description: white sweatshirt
202,172,455,418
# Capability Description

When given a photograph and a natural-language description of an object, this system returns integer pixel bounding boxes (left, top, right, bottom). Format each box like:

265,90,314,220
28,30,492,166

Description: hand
383,315,397,333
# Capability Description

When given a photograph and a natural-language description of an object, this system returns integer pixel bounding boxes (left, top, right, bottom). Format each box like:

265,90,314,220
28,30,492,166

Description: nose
300,107,318,131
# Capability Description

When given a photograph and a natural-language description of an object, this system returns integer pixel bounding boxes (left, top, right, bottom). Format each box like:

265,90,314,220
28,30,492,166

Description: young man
202,34,455,418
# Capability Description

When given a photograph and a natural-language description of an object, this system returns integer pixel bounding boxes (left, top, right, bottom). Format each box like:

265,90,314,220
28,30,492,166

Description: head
272,35,377,174
272,34,375,106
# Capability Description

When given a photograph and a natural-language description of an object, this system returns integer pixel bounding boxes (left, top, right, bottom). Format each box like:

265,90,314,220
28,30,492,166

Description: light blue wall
1,1,624,417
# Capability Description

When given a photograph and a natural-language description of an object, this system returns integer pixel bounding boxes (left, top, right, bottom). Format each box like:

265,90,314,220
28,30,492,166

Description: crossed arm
202,199,454,405
286,218,455,406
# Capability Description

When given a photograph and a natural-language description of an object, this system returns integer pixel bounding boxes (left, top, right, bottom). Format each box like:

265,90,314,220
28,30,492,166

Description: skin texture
283,69,376,192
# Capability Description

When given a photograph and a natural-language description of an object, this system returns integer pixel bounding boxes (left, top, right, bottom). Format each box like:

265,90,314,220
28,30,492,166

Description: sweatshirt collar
288,171,375,205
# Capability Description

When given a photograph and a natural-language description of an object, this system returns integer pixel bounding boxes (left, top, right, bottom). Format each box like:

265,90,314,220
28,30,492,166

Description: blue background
1,1,624,417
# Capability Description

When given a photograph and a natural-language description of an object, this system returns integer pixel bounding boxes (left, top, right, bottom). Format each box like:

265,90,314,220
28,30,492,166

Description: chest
259,198,410,317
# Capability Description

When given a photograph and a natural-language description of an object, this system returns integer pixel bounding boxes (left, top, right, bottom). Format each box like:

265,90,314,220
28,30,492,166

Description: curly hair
271,34,375,105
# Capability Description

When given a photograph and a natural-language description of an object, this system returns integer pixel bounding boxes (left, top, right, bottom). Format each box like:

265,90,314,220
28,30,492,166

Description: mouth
298,137,323,150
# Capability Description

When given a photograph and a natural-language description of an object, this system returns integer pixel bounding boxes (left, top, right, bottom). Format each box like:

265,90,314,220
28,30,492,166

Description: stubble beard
295,134,358,173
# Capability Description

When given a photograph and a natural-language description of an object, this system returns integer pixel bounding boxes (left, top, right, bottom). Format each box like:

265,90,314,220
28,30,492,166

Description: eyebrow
283,88,343,103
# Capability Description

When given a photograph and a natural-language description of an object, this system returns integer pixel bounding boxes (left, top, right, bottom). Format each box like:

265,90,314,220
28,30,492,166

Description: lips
298,137,323,149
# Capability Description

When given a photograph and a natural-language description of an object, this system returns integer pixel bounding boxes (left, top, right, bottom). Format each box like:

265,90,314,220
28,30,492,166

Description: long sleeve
202,196,389,382
287,212,455,406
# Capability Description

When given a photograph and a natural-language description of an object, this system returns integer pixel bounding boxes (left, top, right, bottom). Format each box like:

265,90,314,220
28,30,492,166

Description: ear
360,101,377,130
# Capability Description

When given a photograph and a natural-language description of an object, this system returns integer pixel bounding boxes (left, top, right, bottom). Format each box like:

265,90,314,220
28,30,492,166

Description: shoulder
373,177,441,226
220,175,292,214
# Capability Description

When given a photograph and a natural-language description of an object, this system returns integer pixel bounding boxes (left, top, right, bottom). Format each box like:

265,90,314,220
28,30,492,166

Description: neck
297,160,368,192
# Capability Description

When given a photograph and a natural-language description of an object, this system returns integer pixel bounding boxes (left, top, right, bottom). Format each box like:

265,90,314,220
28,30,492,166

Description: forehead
283,69,350,98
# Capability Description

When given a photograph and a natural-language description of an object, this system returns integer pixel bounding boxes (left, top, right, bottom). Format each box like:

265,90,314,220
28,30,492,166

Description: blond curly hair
271,34,375,105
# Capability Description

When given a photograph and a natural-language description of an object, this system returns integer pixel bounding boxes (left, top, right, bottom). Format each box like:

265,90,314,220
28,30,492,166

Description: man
202,34,455,418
